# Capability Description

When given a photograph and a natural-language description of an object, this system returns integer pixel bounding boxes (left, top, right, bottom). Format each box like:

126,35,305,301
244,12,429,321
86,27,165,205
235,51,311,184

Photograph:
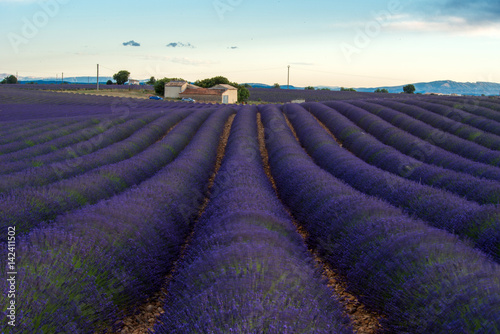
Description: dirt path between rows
257,111,383,334
108,114,235,334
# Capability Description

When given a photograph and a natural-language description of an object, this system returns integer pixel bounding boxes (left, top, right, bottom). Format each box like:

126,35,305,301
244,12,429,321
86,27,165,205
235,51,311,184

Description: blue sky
1,0,499,87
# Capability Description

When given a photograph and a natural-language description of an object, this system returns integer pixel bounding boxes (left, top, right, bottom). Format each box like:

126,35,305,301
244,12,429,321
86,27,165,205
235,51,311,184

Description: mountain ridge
2,74,499,96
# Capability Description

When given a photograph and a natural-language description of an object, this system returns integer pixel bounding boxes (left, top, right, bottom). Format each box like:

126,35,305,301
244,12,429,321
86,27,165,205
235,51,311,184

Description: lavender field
0,86,499,333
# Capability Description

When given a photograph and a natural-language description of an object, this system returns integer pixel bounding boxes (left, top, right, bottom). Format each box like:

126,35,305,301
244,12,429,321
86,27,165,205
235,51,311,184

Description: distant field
58,89,154,99
0,85,499,333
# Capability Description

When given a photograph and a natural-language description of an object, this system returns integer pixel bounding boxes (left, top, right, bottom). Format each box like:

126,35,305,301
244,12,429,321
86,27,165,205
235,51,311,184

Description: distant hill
245,80,500,96
356,80,500,96
2,74,499,96
0,74,147,85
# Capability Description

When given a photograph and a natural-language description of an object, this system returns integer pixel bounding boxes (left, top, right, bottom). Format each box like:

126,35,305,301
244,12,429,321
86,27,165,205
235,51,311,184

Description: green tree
113,70,130,85
273,83,281,89
403,84,416,94
194,76,250,103
340,87,356,92
194,76,232,88
154,77,186,96
106,80,113,85
1,75,18,84
146,76,156,85
305,86,315,90
237,86,250,102
375,88,389,93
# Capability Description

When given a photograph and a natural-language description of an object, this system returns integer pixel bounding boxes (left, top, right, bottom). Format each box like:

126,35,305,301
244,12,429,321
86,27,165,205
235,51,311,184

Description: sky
0,0,499,87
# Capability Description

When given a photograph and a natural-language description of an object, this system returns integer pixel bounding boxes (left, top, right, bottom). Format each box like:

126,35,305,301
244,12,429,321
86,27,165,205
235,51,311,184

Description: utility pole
61,72,64,84
97,64,99,91
287,65,290,90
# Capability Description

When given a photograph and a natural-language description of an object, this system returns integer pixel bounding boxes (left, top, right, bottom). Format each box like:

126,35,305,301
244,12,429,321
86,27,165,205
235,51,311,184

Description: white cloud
385,15,500,36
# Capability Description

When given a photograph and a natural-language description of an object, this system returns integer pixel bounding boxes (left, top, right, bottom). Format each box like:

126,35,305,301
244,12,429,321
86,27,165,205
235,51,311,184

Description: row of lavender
1,88,500,332
261,105,500,332
0,107,234,332
373,99,500,150
286,103,500,262
0,112,161,176
348,99,500,166
154,107,351,333
0,87,211,121
306,101,500,204
0,108,208,237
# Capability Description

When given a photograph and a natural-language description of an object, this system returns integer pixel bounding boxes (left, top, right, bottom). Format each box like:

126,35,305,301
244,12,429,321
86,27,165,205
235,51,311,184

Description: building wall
165,83,187,98
223,90,238,104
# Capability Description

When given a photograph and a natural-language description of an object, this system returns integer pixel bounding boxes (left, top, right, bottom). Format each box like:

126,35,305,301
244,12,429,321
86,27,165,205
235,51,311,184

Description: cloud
227,46,238,49
403,0,500,27
441,0,500,23
290,62,315,66
166,42,195,48
123,40,140,47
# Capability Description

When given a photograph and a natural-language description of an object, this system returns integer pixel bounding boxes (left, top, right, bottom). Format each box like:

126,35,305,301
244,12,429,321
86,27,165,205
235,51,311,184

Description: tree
273,83,281,89
106,80,113,85
154,77,186,96
1,75,18,84
113,70,130,85
340,87,356,92
146,76,156,85
238,86,250,102
305,86,315,90
195,76,250,103
403,84,416,94
375,88,389,93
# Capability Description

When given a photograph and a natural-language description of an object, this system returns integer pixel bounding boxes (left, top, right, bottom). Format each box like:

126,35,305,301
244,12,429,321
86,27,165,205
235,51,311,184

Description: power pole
97,64,99,91
287,65,290,90
61,72,64,84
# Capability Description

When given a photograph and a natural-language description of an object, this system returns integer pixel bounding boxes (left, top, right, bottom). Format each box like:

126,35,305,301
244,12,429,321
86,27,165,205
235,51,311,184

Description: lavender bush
303,102,500,204
402,99,500,136
0,111,188,190
322,100,500,182
260,104,500,333
377,99,500,150
349,99,500,167
0,109,208,236
0,119,80,145
425,96,500,123
154,106,352,334
0,107,234,333
284,103,500,262
0,118,113,156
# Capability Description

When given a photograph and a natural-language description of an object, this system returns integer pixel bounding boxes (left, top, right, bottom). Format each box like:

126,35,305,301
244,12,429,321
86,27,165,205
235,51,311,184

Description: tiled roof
180,88,223,96
165,81,187,87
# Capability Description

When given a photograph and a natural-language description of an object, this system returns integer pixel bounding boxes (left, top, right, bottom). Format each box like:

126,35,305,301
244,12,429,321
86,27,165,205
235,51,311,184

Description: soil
257,112,383,334
107,114,235,334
